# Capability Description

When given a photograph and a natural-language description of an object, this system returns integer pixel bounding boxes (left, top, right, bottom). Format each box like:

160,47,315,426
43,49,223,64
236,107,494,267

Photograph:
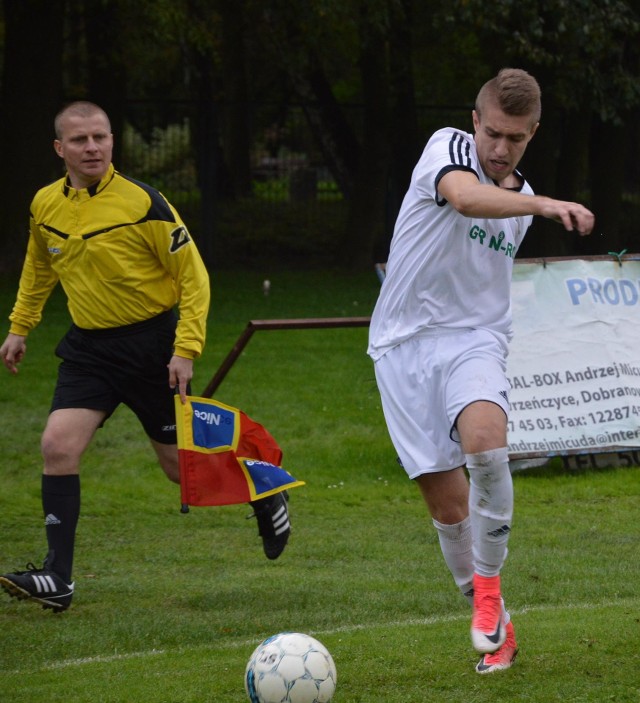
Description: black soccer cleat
249,491,291,560
0,552,74,612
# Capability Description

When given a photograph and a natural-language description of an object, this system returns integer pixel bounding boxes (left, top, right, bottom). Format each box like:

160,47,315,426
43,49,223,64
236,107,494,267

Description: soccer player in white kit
368,68,594,673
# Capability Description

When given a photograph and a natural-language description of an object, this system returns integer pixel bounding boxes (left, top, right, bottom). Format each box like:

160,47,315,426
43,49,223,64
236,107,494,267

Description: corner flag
175,395,305,509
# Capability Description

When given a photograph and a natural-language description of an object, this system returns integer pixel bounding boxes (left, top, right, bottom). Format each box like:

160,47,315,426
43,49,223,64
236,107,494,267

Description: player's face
54,113,113,189
472,103,538,186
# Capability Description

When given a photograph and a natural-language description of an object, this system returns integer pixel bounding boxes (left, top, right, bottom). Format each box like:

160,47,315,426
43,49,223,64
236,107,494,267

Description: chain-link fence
117,100,640,267
116,100,475,267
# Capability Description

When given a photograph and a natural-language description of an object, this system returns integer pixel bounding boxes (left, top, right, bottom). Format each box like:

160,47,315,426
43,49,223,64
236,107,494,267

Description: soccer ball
245,632,337,703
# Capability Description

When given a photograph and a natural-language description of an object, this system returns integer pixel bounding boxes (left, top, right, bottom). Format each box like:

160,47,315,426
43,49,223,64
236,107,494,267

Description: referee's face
54,113,114,190
472,104,538,186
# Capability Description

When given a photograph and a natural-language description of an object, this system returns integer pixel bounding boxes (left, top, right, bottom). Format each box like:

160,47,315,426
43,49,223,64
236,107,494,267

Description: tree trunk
292,53,360,200
193,68,220,268
578,116,627,256
383,0,420,262
82,0,127,167
0,0,64,273
343,10,391,270
218,0,252,198
543,106,594,259
515,95,565,259
555,108,591,204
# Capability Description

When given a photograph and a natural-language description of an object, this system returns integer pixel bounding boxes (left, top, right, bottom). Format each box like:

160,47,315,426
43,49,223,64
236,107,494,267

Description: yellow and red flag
175,395,305,508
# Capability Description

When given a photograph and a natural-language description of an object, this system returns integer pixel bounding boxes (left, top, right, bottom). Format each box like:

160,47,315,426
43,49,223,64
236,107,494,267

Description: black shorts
51,310,187,444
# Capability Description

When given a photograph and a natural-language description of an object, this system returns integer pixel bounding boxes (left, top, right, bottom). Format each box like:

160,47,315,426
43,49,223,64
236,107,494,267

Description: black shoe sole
0,577,71,612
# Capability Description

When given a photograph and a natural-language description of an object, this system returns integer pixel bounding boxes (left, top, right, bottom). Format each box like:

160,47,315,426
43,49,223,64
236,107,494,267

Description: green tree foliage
447,0,640,255
247,0,413,267
1,0,639,271
450,0,640,122
0,0,64,273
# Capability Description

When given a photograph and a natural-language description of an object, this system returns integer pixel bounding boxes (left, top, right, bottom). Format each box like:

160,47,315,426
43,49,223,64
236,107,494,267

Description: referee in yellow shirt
0,101,290,612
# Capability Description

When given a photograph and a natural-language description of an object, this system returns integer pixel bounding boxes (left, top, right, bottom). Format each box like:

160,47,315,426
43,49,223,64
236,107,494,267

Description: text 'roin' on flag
174,395,305,509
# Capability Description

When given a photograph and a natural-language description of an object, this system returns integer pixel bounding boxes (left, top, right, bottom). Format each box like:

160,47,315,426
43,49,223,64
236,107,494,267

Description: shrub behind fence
118,101,640,267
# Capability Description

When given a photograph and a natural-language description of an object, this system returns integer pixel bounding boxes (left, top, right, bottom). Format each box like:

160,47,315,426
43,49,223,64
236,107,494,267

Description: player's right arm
0,333,26,374
438,170,594,235
8,214,60,338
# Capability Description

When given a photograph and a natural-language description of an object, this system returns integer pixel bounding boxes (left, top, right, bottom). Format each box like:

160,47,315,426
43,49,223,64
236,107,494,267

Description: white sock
432,516,474,605
466,447,513,578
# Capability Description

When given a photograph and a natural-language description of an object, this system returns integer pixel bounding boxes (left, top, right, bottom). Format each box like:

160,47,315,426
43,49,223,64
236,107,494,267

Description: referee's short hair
54,101,111,139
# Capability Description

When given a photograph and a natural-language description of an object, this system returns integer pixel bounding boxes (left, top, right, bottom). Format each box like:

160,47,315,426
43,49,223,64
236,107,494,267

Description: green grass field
0,270,638,702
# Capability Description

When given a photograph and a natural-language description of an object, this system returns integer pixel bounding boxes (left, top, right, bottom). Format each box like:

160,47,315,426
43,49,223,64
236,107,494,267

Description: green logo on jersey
469,225,515,258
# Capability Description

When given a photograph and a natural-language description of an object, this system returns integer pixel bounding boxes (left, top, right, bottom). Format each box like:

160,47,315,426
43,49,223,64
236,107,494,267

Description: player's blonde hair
54,101,111,139
475,68,541,124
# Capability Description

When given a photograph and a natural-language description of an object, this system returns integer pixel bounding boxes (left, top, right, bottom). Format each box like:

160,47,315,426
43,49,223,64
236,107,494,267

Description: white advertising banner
507,257,640,460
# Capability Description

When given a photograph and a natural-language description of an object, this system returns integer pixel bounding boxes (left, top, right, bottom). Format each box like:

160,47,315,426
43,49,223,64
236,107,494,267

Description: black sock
42,474,80,583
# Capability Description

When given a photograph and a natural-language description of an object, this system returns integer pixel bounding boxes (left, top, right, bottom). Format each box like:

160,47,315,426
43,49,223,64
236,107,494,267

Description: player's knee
41,429,81,471
462,425,507,455
431,503,469,525
457,403,507,453
419,484,469,524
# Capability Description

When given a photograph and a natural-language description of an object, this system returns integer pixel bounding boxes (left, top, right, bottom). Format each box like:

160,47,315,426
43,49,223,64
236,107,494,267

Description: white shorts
374,328,510,478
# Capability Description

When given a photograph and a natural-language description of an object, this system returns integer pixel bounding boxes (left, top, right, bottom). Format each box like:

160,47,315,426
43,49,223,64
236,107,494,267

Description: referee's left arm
151,204,210,360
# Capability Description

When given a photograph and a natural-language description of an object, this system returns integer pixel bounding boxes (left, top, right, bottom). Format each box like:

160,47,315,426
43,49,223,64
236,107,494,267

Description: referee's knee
151,441,180,483
41,433,82,474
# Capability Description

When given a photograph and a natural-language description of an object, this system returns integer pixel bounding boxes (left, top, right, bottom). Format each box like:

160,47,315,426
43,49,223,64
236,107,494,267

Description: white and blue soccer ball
245,632,337,703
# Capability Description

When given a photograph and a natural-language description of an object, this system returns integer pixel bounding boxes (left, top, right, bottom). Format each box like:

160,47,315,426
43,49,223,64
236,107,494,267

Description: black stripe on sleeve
448,132,472,168
434,164,479,206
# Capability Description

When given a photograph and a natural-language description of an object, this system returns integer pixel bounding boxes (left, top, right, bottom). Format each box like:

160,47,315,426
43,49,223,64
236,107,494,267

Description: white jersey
367,127,534,360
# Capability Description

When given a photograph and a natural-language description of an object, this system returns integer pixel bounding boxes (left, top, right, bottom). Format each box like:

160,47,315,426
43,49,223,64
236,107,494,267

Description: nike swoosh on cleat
485,621,503,644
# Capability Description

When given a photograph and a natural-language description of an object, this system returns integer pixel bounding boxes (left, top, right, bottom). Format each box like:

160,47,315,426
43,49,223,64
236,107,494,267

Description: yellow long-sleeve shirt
9,164,210,359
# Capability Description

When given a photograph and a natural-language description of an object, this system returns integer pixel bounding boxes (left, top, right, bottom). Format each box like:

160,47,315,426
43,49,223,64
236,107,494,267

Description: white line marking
8,596,638,674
